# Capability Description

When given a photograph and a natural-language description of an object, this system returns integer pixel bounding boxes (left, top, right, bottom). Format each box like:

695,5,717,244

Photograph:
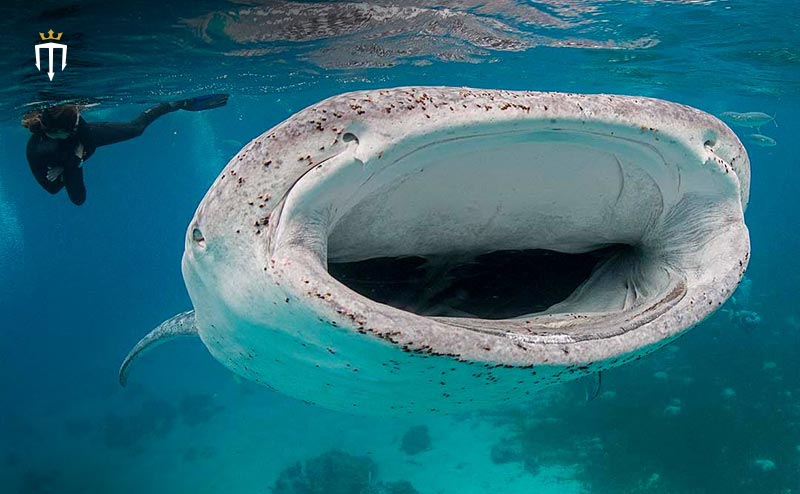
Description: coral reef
271,450,418,494
273,450,376,494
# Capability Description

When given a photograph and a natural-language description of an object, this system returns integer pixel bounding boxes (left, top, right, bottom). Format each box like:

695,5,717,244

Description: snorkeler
22,94,229,205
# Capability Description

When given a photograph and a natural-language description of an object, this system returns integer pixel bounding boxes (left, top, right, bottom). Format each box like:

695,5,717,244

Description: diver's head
21,104,80,139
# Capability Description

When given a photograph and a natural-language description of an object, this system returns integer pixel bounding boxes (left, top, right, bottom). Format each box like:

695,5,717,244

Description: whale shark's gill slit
612,154,625,208
328,246,629,319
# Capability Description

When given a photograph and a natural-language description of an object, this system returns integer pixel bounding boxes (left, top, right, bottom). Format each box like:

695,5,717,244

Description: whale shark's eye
192,227,206,247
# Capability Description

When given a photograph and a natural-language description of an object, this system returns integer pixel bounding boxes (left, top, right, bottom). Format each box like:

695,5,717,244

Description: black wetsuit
26,103,177,205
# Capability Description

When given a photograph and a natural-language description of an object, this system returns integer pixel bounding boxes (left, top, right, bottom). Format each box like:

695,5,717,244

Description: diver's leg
129,102,181,131
63,166,86,205
88,102,179,148
88,95,228,148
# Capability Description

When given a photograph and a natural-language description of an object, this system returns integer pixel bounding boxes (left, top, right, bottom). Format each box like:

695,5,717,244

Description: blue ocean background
1,1,798,492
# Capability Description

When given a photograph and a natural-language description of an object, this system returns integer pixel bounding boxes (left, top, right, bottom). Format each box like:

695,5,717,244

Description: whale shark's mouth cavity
329,245,631,319
298,129,683,323
274,124,743,346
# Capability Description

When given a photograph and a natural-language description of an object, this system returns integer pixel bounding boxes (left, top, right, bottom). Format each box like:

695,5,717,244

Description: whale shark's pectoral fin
118,310,198,386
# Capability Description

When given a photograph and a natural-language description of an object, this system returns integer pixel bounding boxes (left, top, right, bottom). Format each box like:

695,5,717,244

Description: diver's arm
26,135,65,194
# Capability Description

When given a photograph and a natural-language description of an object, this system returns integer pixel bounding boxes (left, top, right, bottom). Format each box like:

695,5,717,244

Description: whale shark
120,87,750,414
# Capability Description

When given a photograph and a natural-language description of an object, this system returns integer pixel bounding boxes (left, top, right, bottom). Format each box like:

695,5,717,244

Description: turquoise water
1,1,799,493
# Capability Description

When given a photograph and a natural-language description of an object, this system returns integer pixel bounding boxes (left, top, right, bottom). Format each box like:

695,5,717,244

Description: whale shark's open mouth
320,129,673,322
272,119,746,361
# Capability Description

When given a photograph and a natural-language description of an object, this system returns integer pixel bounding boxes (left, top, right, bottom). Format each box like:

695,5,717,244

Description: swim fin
179,93,229,112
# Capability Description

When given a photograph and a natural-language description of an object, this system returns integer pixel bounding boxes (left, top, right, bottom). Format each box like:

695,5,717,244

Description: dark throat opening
328,246,627,319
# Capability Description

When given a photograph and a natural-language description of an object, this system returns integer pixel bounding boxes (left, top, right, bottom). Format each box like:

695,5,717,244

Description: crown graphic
39,29,63,41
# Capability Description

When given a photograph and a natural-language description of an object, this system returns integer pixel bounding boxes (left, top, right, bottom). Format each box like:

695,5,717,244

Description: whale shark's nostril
192,227,206,248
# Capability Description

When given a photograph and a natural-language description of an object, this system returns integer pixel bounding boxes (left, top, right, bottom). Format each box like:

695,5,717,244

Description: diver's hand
46,166,64,182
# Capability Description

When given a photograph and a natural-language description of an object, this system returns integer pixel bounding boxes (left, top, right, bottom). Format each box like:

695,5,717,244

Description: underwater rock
400,425,431,455
121,87,751,414
272,450,377,494
272,450,420,494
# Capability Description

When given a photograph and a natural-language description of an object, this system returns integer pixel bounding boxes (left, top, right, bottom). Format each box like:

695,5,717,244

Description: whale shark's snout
121,87,750,415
